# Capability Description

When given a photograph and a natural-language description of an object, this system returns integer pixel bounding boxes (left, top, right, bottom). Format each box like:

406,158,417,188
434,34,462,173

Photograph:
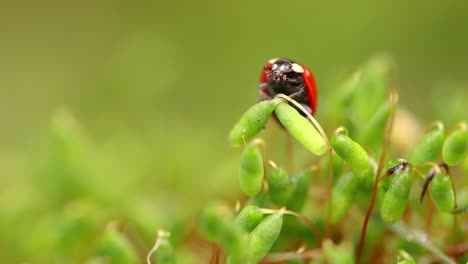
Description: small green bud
352,54,393,123
398,260,416,264
94,227,139,264
442,124,467,166
267,164,293,206
246,191,271,208
229,99,281,146
430,173,455,212
199,204,248,262
331,131,370,172
322,239,354,264
330,172,360,223
274,102,327,155
239,143,264,197
409,123,445,164
381,164,412,224
358,99,394,149
249,212,284,263
286,169,314,212
218,220,248,263
155,239,176,264
235,205,264,232
199,203,231,241
397,249,415,264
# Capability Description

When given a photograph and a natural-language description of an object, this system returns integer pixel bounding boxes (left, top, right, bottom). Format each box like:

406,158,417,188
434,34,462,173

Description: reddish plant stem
424,198,434,233
210,243,220,264
284,210,323,243
356,99,397,263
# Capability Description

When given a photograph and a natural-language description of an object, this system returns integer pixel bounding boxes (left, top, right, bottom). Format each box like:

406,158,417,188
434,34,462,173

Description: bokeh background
0,1,467,262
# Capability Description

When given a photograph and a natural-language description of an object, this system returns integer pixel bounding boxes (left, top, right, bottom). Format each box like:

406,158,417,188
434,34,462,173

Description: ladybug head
266,58,304,81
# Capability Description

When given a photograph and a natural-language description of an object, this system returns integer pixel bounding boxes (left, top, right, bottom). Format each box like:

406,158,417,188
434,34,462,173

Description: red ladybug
258,58,318,115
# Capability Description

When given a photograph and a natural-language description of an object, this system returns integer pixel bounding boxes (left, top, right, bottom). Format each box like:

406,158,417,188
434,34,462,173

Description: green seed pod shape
430,173,455,212
239,144,264,197
379,159,406,195
330,172,360,223
322,239,354,264
249,212,284,263
229,99,281,146
199,204,248,262
398,260,416,264
235,205,264,232
409,124,445,165
268,166,293,206
94,228,139,264
352,55,392,123
218,220,249,263
381,166,411,224
156,239,176,264
331,133,370,172
274,102,327,155
442,126,468,166
199,203,231,241
246,191,271,208
287,170,313,212
358,99,394,148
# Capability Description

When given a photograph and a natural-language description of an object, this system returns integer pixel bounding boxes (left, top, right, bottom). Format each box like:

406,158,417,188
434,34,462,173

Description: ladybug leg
288,85,305,99
257,82,273,102
258,82,268,92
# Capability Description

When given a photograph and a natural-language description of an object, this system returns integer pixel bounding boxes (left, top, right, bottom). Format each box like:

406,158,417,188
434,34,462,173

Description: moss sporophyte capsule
200,204,248,263
331,128,370,172
248,211,284,263
380,162,412,224
409,122,445,165
239,142,264,197
229,99,282,146
234,205,263,232
274,102,327,155
442,122,467,166
267,162,293,206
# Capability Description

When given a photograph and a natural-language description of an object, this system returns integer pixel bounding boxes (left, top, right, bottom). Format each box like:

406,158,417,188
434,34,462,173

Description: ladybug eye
280,64,291,72
271,64,278,70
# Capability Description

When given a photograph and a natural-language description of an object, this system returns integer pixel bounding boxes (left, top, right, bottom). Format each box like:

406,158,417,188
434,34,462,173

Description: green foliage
380,164,412,224
91,227,139,264
329,172,360,224
234,205,264,232
442,123,468,165
331,131,370,172
239,142,264,197
286,169,314,212
199,203,248,263
274,102,327,155
408,123,445,165
229,99,281,146
322,239,354,264
155,239,176,264
267,164,293,206
1,54,466,264
248,212,284,263
430,173,455,212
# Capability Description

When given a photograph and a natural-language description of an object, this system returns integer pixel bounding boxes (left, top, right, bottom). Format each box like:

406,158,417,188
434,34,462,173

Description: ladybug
258,58,318,115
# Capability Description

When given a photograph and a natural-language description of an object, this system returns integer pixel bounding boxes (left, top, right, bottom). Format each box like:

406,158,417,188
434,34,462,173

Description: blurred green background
0,1,467,262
